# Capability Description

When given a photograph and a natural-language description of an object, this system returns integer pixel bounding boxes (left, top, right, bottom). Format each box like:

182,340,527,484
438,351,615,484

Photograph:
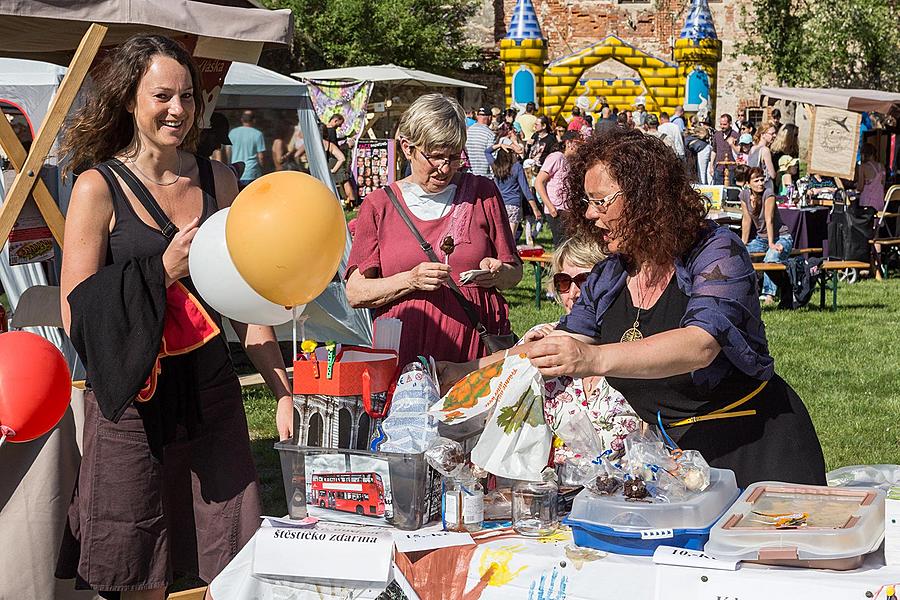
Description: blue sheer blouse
557,222,774,390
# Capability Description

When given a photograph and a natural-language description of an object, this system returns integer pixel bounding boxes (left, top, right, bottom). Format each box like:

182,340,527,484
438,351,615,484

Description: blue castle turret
505,0,544,41
680,0,718,41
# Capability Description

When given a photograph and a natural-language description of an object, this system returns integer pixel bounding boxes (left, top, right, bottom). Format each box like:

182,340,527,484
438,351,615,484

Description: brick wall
467,0,765,119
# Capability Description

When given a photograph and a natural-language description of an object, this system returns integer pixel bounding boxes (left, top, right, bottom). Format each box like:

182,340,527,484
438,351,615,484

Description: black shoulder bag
383,185,518,354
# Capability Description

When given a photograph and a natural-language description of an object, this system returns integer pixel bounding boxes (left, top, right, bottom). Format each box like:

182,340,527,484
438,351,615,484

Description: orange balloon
0,331,71,443
225,172,347,307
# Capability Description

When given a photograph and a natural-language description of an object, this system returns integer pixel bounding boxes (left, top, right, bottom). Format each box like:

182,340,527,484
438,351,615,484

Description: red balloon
0,331,71,443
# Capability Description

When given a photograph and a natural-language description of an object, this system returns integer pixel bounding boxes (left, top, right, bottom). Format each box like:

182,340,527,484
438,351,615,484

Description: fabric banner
304,79,373,150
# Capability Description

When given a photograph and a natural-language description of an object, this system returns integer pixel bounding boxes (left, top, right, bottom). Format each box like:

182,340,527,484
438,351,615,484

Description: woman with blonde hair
749,121,778,193
522,237,640,454
346,93,522,365
771,123,799,168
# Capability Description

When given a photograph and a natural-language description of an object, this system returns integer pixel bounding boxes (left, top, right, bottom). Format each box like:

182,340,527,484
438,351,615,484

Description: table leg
533,263,542,309
832,271,838,311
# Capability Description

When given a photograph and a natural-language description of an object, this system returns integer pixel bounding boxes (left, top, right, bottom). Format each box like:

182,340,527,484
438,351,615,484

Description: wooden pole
0,112,67,245
0,23,108,245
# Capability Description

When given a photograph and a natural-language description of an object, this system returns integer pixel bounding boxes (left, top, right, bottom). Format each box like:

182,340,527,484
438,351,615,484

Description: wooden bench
752,260,869,310
521,254,553,309
749,247,822,260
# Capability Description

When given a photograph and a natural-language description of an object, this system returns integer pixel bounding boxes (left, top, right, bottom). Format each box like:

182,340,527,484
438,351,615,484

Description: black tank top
600,274,762,436
98,155,234,389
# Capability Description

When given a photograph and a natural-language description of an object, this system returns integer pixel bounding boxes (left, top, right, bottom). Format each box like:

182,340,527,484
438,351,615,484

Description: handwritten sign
253,524,393,584
652,545,739,571
393,530,474,554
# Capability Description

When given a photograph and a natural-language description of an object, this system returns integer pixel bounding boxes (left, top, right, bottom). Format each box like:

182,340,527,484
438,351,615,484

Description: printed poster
354,139,396,199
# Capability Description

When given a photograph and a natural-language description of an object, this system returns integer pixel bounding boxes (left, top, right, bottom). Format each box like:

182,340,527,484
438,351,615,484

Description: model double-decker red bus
309,471,386,517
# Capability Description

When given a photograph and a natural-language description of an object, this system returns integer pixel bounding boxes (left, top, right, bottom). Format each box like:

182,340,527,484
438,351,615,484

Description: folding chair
871,185,900,278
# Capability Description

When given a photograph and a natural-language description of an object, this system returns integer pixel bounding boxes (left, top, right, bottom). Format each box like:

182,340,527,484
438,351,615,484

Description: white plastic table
210,525,900,600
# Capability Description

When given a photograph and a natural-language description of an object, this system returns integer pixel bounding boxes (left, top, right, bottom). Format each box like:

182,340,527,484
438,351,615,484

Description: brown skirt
56,377,262,594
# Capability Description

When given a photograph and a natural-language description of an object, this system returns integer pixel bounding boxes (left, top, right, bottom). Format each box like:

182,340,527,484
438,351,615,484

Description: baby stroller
827,190,876,283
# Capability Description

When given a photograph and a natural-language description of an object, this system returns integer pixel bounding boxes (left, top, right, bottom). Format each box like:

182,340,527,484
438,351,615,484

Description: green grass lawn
243,227,900,516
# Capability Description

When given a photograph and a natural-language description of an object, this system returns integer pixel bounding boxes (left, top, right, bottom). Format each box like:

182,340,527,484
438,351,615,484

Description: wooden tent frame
0,24,108,247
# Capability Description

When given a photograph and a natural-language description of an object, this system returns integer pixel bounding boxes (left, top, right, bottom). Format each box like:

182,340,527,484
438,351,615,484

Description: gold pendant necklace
620,274,646,343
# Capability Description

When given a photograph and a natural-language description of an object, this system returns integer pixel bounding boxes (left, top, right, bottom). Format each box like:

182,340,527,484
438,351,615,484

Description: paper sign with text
393,530,475,554
252,524,393,585
652,545,739,571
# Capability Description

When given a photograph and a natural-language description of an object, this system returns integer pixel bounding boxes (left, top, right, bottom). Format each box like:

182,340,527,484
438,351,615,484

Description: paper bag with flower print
468,354,551,481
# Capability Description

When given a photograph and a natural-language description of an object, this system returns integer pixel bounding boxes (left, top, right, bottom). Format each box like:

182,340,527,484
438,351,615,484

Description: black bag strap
105,158,179,240
383,184,491,338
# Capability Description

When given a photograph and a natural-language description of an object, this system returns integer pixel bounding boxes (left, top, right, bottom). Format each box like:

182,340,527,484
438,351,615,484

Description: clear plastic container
563,468,740,555
705,482,886,570
276,443,442,530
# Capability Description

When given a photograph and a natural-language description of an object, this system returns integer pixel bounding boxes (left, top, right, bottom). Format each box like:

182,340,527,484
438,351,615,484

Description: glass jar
443,475,484,532
512,471,559,537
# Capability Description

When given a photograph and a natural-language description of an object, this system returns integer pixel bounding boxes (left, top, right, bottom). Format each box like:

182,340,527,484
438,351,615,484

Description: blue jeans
747,235,793,297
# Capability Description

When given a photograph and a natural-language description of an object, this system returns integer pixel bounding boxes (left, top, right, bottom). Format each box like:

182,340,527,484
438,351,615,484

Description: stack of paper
886,486,900,565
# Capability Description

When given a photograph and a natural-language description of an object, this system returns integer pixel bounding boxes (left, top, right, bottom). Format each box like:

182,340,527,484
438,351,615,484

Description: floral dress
523,324,641,461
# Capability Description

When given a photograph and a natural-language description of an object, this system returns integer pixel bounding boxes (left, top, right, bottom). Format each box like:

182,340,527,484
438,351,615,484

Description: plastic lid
567,468,740,532
705,482,886,561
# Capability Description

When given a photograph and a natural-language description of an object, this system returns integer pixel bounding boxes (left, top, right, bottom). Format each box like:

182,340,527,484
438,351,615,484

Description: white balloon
189,208,299,326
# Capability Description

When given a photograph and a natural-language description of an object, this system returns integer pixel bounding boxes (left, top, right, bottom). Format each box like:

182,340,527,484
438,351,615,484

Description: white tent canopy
220,61,309,109
292,63,486,89
761,86,900,115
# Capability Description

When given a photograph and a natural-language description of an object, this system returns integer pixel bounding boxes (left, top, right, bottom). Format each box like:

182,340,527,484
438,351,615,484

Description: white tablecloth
210,526,900,600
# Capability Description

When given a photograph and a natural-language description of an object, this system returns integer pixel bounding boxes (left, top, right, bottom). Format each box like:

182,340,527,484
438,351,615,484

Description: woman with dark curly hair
441,128,825,487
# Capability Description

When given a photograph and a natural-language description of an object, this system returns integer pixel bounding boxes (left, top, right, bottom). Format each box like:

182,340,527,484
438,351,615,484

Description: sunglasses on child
553,272,590,293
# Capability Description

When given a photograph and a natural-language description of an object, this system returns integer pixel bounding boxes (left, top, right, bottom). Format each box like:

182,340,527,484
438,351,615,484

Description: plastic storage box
705,482,886,570
276,443,441,531
563,468,740,556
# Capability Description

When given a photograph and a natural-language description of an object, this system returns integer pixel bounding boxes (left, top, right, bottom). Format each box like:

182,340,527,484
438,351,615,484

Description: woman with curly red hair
441,128,825,487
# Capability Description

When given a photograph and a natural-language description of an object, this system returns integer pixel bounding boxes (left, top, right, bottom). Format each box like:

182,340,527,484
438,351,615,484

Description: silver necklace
128,152,182,187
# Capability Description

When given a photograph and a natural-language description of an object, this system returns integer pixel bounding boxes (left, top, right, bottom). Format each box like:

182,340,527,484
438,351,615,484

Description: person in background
346,94,522,366
712,113,737,184
685,124,713,184
632,103,646,128
741,166,792,305
516,102,538,140
465,106,496,179
320,123,350,202
536,131,582,247
271,120,301,172
749,122,778,193
490,107,503,132
771,123,800,170
595,104,617,134
658,112,687,164
494,124,526,157
777,155,800,198
227,109,266,186
526,115,558,170
487,145,540,238
616,111,631,129
671,106,686,131
196,111,231,161
554,123,567,144
465,108,476,128
770,108,783,132
858,142,885,211
735,133,754,164
522,236,640,456
567,106,587,132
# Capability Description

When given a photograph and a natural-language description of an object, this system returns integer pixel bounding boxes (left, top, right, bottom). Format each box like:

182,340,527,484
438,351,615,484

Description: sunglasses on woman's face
553,272,590,293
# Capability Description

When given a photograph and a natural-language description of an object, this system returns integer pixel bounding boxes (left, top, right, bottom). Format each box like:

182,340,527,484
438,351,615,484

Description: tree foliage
738,0,900,91
261,0,482,74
